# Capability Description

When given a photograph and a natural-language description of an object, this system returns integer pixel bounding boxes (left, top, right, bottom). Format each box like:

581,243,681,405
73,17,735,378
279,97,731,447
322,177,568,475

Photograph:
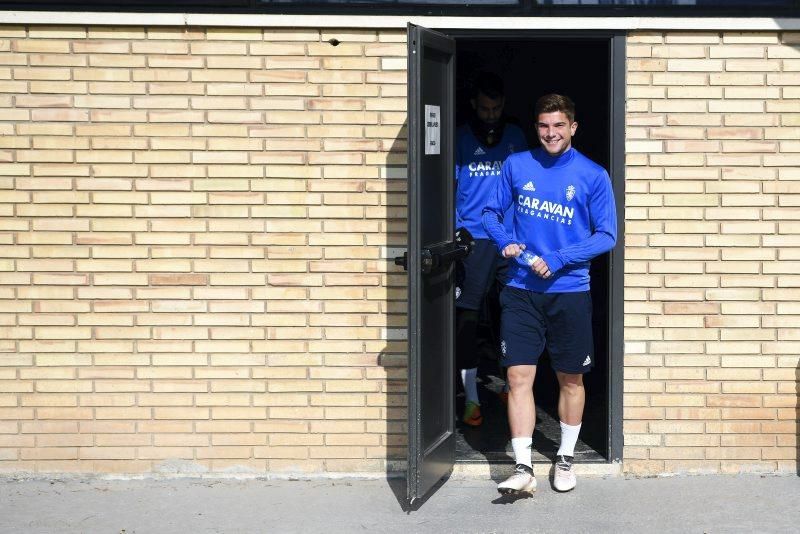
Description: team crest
566,185,576,201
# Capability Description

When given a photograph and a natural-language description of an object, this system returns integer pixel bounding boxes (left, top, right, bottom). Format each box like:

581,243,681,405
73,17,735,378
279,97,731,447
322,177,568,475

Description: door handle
421,241,466,274
394,252,408,270
392,250,434,272
394,227,475,274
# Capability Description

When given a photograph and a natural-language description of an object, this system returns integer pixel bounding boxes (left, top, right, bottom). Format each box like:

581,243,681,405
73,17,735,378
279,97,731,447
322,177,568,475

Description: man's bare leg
507,364,537,439
556,371,584,426
497,364,538,494
507,364,537,469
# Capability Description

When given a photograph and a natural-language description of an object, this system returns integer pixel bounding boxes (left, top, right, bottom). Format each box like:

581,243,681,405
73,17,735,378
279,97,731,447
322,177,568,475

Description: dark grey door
405,23,457,504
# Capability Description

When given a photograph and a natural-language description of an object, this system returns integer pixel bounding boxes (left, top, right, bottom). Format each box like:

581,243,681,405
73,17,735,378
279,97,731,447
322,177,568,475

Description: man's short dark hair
471,72,505,100
535,94,576,123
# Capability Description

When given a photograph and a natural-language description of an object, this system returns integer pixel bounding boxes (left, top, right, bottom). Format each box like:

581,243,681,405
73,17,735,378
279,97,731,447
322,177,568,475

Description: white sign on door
424,104,440,155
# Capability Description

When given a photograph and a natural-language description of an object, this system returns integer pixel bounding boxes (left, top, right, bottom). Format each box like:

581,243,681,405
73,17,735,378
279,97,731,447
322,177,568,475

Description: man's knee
507,365,536,390
557,372,584,395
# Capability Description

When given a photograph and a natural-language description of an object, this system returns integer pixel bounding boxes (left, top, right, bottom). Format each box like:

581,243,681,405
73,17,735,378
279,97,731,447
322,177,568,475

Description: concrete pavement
1,473,799,533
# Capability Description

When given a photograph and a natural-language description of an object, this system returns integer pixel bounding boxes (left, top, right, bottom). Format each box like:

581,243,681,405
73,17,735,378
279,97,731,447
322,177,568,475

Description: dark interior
453,37,611,464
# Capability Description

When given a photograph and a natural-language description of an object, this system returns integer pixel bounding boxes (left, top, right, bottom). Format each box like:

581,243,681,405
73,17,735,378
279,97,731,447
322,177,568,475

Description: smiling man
482,94,617,495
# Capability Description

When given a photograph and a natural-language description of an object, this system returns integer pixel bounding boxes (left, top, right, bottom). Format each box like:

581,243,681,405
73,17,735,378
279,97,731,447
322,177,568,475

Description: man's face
536,111,578,157
471,92,504,126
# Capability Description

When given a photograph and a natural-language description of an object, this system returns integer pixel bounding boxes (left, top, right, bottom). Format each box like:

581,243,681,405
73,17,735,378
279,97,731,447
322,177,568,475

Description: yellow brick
726,59,781,72
321,57,379,70
710,100,765,114
308,445,364,459
723,32,779,44
664,113,722,127
708,45,765,58
202,27,261,40
380,57,406,70
653,72,707,87
365,43,405,57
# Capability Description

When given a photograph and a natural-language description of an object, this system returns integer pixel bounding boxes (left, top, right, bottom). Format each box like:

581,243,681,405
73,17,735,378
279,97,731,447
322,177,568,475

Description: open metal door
403,23,457,505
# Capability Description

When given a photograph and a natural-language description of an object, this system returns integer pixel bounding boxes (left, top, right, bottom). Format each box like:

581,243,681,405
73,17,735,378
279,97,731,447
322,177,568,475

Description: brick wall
0,25,409,475
1,24,798,477
625,31,799,475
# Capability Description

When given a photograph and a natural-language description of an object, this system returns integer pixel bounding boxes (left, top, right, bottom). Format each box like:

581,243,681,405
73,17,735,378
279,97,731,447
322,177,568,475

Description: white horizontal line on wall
1,12,799,31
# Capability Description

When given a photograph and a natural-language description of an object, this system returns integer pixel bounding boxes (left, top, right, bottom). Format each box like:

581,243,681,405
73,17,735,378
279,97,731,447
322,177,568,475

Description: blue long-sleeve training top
456,123,527,239
482,146,617,293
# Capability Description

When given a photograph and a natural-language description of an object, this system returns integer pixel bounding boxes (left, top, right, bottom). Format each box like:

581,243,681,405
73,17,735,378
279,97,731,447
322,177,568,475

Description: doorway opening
451,35,619,465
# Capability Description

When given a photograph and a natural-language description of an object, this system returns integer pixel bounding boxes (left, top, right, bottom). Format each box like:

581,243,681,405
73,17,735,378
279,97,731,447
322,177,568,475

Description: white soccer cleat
553,455,577,492
497,464,537,495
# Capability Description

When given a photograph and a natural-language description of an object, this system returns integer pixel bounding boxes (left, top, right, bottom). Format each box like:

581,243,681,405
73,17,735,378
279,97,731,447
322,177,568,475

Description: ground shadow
381,115,411,510
382,342,411,511
491,491,535,505
386,469,452,513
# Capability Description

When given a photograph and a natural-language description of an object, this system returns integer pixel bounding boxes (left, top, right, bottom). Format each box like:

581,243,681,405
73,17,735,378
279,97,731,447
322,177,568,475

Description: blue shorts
498,286,594,374
455,239,504,311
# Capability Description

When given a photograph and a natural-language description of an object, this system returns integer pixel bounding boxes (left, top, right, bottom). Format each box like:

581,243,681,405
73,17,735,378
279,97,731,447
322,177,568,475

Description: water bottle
516,250,539,269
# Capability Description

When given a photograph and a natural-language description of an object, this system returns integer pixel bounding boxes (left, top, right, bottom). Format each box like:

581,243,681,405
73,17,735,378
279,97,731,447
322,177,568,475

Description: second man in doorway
455,72,527,427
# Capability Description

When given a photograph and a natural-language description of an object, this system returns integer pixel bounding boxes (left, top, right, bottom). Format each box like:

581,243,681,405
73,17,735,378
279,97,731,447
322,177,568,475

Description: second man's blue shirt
456,123,527,239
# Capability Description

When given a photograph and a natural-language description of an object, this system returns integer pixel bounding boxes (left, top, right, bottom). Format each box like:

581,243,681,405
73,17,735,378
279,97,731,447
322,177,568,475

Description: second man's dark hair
471,72,505,100
534,94,576,123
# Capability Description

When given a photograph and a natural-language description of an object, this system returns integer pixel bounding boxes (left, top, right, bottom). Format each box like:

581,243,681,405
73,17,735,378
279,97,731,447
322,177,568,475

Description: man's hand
502,243,525,259
532,257,551,279
502,244,552,278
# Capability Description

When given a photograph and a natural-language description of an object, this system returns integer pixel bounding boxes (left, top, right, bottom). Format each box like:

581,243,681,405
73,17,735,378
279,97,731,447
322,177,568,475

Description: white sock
461,367,479,405
511,437,533,469
556,421,582,457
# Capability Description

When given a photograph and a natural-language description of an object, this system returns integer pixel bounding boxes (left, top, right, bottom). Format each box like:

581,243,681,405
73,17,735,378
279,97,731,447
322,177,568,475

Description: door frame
417,29,626,464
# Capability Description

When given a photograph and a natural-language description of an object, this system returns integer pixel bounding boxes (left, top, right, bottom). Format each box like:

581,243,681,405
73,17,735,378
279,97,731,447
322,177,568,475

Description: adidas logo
523,181,535,191
473,146,486,156
582,355,592,367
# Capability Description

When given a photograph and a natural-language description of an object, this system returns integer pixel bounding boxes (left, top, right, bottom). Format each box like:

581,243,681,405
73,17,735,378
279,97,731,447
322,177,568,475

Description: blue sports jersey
482,147,617,293
456,123,527,239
